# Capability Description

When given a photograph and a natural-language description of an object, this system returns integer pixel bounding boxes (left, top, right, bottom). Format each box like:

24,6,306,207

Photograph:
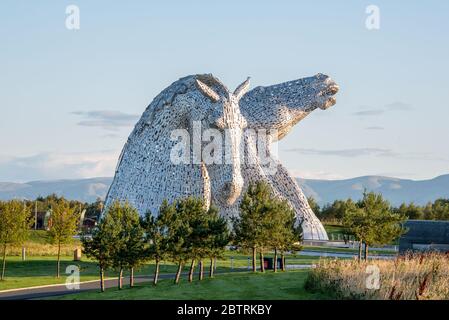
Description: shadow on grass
54,269,331,300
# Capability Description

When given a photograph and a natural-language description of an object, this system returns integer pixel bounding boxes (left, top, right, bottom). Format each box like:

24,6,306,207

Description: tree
423,202,435,220
233,182,272,272
176,197,207,283
319,199,355,222
84,198,104,219
0,200,32,280
205,207,230,278
104,201,145,289
120,207,145,288
141,201,172,286
48,201,79,278
82,218,116,292
160,197,225,284
266,198,301,272
233,181,297,273
344,191,406,261
432,199,449,221
343,200,370,261
164,199,191,285
395,202,423,220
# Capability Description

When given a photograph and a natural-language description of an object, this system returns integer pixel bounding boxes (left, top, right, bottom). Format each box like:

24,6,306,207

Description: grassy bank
53,269,328,300
6,230,81,257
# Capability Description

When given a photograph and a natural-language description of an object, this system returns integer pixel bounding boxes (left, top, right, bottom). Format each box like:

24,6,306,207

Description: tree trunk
259,251,265,272
188,259,196,282
209,258,214,278
274,248,278,273
56,241,61,278
1,244,7,281
153,259,160,285
100,268,105,292
198,260,204,281
174,262,183,284
364,243,369,261
358,241,363,262
252,246,257,272
118,268,123,290
130,267,134,288
281,253,286,271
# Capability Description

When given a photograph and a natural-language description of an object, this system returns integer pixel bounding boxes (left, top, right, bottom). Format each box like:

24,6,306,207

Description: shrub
305,253,449,300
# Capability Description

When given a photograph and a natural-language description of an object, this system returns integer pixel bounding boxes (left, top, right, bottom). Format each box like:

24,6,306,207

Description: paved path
0,273,180,300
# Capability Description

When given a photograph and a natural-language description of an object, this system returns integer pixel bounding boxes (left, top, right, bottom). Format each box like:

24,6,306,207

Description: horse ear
233,77,251,101
196,79,220,102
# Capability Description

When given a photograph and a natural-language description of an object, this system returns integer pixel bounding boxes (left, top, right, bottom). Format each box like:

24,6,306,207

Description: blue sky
1,1,448,182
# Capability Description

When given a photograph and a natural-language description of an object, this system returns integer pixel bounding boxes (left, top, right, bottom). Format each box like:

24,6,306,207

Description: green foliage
176,197,208,262
141,202,171,264
47,201,79,245
266,197,301,253
0,200,32,246
0,200,33,280
318,199,356,222
317,196,449,223
233,182,272,250
104,201,146,272
234,181,302,268
84,198,104,219
343,191,406,249
82,215,117,271
205,206,230,261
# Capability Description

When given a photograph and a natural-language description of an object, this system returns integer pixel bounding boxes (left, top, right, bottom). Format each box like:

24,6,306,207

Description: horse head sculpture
105,73,339,240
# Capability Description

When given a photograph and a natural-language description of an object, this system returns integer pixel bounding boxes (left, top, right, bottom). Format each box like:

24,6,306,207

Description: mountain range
0,175,448,207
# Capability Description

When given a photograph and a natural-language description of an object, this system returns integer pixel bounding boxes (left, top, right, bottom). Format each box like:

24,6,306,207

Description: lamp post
34,200,38,230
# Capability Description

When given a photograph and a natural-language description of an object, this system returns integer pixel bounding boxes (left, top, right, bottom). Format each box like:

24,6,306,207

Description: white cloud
0,151,119,182
284,147,397,158
71,110,139,131
353,101,413,117
386,101,413,111
288,169,345,180
365,126,384,130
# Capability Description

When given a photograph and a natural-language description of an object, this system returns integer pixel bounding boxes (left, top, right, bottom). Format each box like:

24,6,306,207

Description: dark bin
263,257,273,269
263,257,284,270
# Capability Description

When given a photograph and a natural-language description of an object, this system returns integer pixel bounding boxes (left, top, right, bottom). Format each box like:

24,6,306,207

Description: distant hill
0,177,112,203
296,174,449,206
0,175,448,206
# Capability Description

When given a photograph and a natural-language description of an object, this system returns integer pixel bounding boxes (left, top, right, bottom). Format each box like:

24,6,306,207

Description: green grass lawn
0,252,323,291
53,269,329,300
